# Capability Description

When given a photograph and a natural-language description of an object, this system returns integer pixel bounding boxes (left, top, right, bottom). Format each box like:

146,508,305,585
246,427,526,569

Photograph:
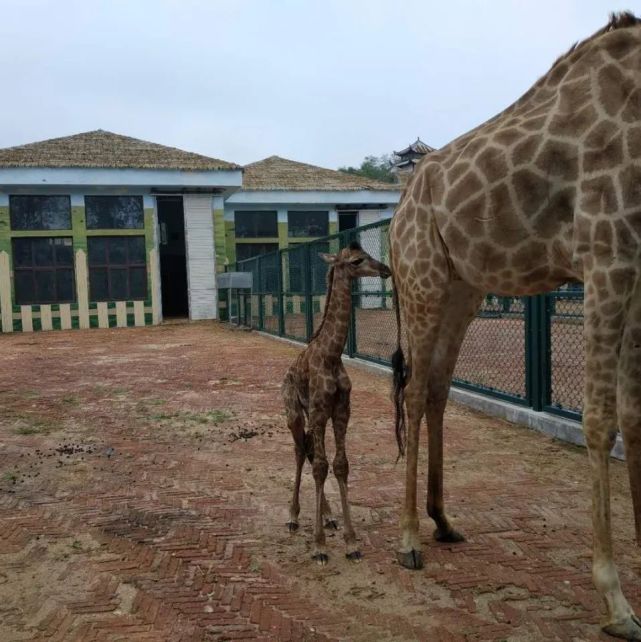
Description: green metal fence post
525,294,548,411
277,250,285,337
257,255,264,331
540,293,553,410
304,244,314,341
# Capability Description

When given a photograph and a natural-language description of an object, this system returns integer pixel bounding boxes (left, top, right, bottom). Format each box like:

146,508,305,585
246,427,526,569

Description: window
339,212,358,232
10,195,71,230
12,237,75,304
235,243,278,262
234,211,278,238
86,196,144,229
88,236,147,301
288,211,328,238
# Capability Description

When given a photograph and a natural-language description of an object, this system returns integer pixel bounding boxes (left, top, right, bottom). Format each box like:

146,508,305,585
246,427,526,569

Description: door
157,196,189,318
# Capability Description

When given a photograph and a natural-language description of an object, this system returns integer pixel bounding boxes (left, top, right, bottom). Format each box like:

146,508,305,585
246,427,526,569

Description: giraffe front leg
583,270,641,640
309,411,330,565
332,379,360,561
303,430,337,529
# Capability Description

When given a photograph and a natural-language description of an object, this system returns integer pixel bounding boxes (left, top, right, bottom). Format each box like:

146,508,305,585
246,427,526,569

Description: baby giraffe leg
286,407,306,532
304,431,337,529
309,412,330,564
332,375,360,560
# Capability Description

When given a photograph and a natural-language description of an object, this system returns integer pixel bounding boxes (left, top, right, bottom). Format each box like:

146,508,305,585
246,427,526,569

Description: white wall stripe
116,301,127,327
134,300,145,326
21,306,33,332
60,304,72,330
0,252,13,333
97,302,109,328
40,305,53,331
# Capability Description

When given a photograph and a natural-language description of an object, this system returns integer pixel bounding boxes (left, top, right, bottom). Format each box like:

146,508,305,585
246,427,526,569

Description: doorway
157,196,189,318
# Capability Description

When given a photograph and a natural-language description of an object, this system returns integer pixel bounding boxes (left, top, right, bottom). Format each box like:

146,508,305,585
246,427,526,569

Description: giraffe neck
313,266,352,360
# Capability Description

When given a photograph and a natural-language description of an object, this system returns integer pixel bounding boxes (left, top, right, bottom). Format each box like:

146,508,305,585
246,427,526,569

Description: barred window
10,195,71,230
88,236,147,301
12,237,75,304
235,211,278,238
288,211,328,238
86,196,144,229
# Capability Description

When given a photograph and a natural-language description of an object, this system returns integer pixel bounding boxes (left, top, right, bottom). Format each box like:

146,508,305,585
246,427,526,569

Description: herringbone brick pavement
0,322,639,641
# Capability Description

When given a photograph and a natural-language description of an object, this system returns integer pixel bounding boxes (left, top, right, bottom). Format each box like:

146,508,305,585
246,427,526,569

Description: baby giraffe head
319,241,391,279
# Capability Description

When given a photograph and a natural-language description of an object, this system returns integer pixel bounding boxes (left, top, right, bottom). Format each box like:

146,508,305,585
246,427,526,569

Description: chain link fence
222,219,585,421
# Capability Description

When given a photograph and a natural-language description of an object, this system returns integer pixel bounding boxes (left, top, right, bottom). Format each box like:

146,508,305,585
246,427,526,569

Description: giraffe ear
319,253,337,264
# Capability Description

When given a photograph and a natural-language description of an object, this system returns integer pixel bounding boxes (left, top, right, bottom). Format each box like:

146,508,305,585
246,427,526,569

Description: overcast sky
0,0,636,169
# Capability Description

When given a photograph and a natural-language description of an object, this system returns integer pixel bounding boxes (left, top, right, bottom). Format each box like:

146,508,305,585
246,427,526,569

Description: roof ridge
0,129,241,171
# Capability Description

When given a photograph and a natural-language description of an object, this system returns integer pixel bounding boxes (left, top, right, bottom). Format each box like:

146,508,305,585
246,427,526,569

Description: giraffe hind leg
425,282,484,543
303,430,338,529
284,383,306,533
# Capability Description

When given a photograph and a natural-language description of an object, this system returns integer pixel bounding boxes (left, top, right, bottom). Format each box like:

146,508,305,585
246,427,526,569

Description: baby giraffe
282,242,391,564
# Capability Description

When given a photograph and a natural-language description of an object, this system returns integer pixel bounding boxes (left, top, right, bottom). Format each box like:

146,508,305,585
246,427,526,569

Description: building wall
0,189,160,333
222,204,397,266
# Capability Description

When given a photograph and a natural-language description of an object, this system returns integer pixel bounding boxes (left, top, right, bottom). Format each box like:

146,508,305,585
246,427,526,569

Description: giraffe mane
309,264,335,342
549,11,641,72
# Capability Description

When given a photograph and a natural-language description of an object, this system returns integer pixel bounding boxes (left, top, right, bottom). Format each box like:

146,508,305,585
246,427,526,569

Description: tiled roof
0,130,240,171
242,155,398,191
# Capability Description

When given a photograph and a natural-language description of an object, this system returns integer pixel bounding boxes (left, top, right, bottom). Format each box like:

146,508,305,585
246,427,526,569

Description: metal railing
221,220,584,421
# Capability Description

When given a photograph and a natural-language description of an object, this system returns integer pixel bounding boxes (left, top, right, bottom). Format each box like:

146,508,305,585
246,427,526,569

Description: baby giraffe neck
315,267,352,359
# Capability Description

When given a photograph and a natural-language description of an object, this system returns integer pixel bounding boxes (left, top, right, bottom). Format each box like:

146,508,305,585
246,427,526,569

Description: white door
183,194,217,320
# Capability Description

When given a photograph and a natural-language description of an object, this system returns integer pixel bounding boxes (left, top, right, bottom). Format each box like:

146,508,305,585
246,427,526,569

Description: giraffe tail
391,273,407,460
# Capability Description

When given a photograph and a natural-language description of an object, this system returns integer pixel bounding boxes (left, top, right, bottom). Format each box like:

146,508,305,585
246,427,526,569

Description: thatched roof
0,130,240,171
242,156,398,192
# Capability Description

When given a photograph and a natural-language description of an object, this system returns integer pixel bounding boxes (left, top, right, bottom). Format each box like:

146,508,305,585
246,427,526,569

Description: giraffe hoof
603,614,641,640
324,519,339,530
312,552,329,565
396,549,423,570
346,550,362,562
434,528,465,543
286,521,299,533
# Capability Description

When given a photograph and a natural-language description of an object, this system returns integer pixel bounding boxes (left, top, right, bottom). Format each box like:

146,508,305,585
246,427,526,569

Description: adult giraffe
389,12,641,639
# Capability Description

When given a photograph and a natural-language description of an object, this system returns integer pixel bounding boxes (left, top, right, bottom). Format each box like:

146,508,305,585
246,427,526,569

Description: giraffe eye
352,258,364,265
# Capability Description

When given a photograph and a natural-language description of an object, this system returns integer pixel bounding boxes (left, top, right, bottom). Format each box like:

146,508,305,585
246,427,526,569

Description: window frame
234,210,278,238
85,195,145,230
9,195,72,231
287,210,329,238
87,235,148,302
11,236,76,305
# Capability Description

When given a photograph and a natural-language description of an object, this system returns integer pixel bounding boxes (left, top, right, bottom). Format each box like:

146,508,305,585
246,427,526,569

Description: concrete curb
256,330,625,461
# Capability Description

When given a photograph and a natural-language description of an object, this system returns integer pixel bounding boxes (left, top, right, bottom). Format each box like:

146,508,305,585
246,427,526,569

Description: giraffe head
320,241,391,279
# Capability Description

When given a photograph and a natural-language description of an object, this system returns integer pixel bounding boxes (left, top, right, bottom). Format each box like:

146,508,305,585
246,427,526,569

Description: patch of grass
149,409,232,427
62,395,80,406
2,472,17,483
70,540,83,551
12,417,60,436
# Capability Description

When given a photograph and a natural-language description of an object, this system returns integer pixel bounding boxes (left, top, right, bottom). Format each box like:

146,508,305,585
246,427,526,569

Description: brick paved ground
0,322,638,641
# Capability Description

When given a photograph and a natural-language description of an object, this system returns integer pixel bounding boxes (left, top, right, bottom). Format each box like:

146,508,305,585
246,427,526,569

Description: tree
338,154,397,184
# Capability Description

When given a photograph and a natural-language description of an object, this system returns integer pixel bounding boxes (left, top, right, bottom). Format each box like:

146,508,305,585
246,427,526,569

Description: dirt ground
0,322,637,641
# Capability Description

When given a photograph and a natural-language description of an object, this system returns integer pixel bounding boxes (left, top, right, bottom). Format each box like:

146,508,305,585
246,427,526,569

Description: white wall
184,194,217,320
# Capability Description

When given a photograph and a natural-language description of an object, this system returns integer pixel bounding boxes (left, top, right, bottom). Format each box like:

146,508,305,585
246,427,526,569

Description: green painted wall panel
213,208,227,273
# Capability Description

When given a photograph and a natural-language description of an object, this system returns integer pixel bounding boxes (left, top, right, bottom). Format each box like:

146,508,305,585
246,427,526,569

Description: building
222,155,400,267
0,131,401,333
0,130,241,332
392,137,435,182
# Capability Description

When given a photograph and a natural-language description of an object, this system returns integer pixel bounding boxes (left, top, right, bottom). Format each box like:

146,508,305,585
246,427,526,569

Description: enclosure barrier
221,219,585,422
